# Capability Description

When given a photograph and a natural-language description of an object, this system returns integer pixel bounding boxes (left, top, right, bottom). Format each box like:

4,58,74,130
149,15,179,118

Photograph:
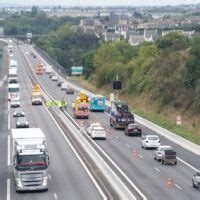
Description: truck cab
11,128,50,192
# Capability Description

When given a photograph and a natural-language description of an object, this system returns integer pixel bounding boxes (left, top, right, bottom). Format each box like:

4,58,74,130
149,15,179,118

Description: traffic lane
36,73,200,171
96,136,199,200
31,67,200,200
35,74,200,199
0,81,10,200
15,44,103,200
136,122,200,170
28,52,200,165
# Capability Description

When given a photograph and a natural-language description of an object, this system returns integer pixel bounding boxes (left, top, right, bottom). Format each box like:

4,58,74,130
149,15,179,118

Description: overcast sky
1,0,200,7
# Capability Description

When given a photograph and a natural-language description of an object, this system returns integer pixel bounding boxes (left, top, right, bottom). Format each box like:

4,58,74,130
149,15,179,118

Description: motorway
1,44,106,200
20,43,200,200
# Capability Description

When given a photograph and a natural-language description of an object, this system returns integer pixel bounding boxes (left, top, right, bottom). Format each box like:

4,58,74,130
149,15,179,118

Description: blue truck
89,95,106,112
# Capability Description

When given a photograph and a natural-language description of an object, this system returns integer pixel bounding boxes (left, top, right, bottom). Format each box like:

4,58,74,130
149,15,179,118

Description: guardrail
19,45,144,200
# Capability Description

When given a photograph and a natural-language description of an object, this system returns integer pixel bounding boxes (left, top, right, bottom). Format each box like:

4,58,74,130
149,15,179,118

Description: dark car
125,123,142,136
49,74,54,78
66,88,74,94
57,81,63,87
16,117,29,128
13,108,25,117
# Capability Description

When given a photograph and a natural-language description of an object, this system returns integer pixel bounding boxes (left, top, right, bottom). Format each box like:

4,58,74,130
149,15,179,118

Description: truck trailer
11,128,50,192
110,101,134,129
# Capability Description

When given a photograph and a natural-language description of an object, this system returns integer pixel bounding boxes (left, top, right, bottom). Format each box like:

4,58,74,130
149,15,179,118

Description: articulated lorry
11,128,50,192
31,84,42,105
73,92,89,119
110,101,134,129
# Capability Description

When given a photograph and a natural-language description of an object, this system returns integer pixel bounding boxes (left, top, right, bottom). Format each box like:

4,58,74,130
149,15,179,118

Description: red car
125,123,142,136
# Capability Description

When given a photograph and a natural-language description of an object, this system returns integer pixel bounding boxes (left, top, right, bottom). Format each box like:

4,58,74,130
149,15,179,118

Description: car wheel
192,180,195,188
174,161,177,165
154,157,156,160
161,160,164,165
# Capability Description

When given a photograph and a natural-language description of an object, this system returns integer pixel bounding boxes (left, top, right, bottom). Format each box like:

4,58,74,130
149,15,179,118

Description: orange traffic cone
167,177,172,188
132,149,137,156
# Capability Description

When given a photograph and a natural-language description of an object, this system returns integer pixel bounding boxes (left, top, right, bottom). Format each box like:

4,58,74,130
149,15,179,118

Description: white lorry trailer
11,128,50,192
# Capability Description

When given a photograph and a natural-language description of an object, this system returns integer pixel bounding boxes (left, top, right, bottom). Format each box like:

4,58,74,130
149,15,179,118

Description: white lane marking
43,105,108,200
83,128,147,200
126,144,130,148
174,183,182,190
48,174,51,179
115,136,119,139
8,101,10,112
7,135,10,166
7,179,10,200
53,193,58,200
177,157,199,172
105,112,110,117
8,114,10,130
154,167,160,173
138,154,143,158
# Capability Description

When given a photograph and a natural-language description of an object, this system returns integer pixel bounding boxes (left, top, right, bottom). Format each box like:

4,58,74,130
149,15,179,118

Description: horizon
0,0,200,7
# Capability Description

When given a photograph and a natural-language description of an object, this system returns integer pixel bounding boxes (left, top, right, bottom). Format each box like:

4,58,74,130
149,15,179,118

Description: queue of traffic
7,42,50,192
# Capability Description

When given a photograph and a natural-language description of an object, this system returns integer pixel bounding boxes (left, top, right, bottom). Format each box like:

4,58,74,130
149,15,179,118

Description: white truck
11,128,50,192
10,59,18,68
8,68,17,78
45,65,52,74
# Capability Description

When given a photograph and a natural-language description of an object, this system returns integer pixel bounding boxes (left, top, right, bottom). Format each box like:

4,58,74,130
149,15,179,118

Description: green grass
134,109,200,145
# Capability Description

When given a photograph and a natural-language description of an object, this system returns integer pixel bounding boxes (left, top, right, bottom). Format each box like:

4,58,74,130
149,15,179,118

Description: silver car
154,145,172,161
16,117,29,128
13,108,25,117
192,171,200,190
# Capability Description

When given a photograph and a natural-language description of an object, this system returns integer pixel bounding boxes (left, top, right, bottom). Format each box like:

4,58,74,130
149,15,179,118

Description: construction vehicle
11,128,50,192
35,63,43,75
73,92,89,119
31,84,42,105
110,101,134,129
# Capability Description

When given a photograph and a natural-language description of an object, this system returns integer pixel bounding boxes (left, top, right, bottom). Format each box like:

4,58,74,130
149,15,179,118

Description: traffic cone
167,177,172,188
132,149,137,156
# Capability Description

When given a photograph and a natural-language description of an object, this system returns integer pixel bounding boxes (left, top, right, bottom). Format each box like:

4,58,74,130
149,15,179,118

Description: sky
0,0,200,7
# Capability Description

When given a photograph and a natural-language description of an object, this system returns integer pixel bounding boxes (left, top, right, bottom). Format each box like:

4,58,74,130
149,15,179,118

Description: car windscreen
9,88,19,93
148,136,158,140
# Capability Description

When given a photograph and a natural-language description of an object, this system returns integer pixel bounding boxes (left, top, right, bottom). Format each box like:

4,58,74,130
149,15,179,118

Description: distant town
0,4,200,45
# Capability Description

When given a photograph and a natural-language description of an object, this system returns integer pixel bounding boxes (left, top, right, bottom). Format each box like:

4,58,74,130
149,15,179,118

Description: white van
61,83,68,90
